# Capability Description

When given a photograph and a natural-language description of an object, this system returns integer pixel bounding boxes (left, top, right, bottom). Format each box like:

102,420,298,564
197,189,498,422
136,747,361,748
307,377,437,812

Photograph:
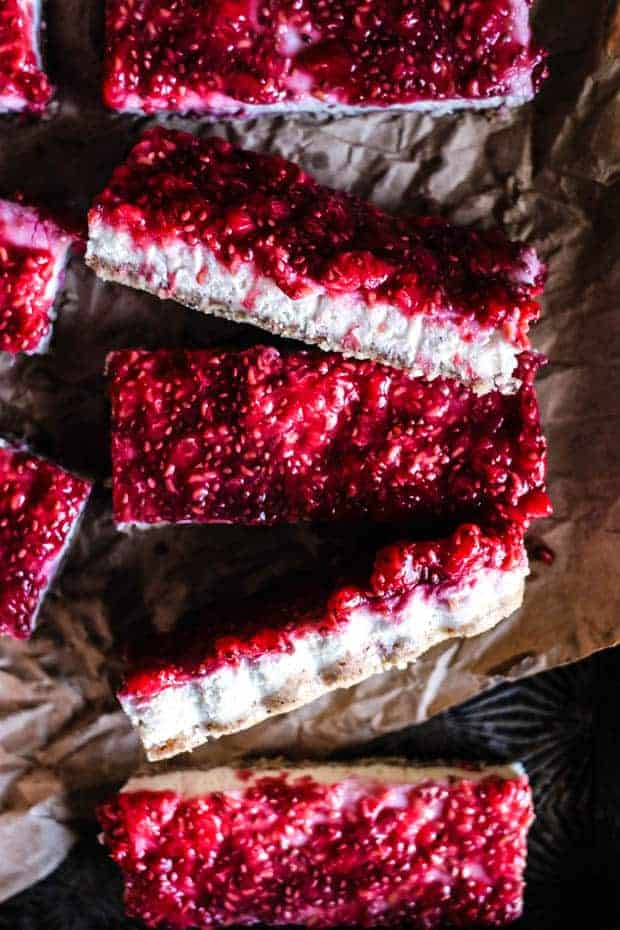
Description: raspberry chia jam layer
0,199,75,353
0,0,52,112
87,128,546,393
0,441,91,639
108,347,548,528
103,0,546,116
99,760,534,928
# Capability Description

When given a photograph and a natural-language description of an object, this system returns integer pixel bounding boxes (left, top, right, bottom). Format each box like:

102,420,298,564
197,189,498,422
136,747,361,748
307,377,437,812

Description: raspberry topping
121,519,532,699
0,199,74,354
0,0,52,112
98,768,533,928
0,443,91,639
109,347,548,527
91,128,545,345
0,246,55,352
103,0,546,114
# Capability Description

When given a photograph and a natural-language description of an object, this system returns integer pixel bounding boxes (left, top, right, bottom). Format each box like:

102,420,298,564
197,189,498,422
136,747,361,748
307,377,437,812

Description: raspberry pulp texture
98,765,534,928
103,0,546,114
0,443,91,639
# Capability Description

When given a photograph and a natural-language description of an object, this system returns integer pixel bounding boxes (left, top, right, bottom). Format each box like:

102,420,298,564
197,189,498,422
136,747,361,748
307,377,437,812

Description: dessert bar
0,441,91,638
109,347,548,527
103,0,545,116
119,519,546,759
99,759,534,927
0,199,75,353
87,128,546,393
0,0,52,112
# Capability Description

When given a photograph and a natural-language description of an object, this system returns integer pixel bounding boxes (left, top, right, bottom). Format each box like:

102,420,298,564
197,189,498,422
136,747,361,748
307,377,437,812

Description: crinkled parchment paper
0,0,618,901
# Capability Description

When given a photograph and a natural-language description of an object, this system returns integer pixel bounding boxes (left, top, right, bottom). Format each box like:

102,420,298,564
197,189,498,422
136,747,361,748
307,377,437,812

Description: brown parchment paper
0,0,618,901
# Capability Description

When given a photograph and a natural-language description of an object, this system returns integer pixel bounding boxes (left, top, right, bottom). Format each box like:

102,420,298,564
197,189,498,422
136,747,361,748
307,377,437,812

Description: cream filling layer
0,199,69,252
119,562,527,754
87,221,521,393
111,91,534,118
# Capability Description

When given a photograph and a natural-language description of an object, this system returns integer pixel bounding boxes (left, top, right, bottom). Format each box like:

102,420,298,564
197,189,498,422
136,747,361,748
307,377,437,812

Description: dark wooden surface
1,645,618,930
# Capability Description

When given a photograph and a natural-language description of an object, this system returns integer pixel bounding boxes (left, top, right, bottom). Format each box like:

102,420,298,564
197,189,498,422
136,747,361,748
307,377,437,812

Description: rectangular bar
108,347,549,528
99,759,533,928
0,440,91,638
0,199,74,353
87,128,546,393
119,519,535,759
102,0,545,116
0,0,52,112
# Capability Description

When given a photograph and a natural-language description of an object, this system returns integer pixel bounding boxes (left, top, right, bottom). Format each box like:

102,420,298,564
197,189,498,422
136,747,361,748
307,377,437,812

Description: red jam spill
121,518,538,699
531,541,554,565
92,128,545,343
98,770,534,928
103,0,546,113
0,0,52,112
0,444,91,639
109,347,548,527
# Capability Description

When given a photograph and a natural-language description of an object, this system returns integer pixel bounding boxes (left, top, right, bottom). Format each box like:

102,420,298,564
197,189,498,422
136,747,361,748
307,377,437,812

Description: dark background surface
1,644,619,930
